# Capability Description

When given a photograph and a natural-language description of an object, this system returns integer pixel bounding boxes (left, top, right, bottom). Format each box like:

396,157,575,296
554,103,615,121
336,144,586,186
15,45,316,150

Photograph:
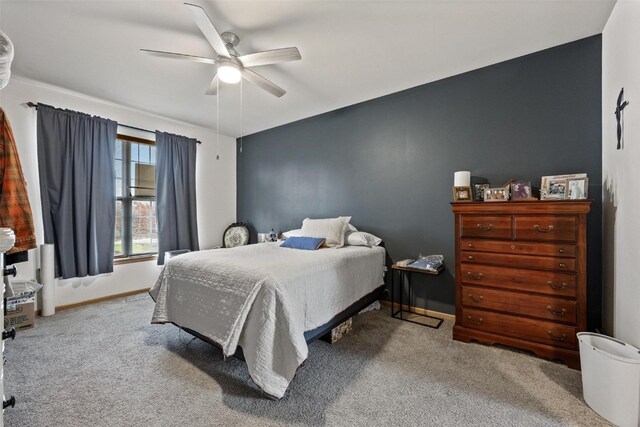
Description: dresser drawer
461,285,577,323
461,215,512,239
462,239,576,258
460,263,577,298
514,215,577,243
462,251,576,272
460,308,577,349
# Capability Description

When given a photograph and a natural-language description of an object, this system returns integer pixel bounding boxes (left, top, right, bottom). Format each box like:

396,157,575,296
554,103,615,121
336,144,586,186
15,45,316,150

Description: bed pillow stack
300,216,351,248
283,217,382,248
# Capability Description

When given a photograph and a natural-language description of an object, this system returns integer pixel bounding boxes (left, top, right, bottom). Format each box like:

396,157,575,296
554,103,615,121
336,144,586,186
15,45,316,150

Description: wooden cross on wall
615,88,629,150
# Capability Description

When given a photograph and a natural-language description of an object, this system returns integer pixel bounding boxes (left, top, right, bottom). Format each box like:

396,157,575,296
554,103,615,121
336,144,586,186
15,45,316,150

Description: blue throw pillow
280,236,325,250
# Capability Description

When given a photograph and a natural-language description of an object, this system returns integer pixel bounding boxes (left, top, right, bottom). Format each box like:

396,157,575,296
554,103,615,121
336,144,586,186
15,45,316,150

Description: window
114,135,158,258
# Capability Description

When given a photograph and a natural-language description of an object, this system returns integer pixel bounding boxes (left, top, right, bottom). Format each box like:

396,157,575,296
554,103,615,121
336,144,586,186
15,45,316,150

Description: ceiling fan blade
242,69,286,97
205,74,219,95
238,47,301,68
140,49,216,65
184,3,230,58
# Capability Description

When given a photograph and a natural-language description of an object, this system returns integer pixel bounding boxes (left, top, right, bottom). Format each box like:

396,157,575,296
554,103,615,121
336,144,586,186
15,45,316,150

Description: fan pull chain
239,79,243,153
216,77,220,160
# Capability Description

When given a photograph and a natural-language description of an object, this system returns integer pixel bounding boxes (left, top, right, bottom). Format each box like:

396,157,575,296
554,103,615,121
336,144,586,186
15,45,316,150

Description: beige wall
0,77,236,307
602,0,640,346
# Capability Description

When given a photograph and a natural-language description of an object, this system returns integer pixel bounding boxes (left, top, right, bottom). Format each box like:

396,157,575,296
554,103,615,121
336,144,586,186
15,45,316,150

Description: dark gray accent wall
237,35,603,330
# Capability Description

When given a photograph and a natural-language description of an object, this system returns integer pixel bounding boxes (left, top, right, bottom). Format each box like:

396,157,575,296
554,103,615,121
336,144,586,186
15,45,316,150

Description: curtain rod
26,102,202,144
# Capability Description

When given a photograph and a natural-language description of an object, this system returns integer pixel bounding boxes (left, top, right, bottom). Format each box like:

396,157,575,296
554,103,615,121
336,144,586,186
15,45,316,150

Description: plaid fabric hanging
0,107,36,254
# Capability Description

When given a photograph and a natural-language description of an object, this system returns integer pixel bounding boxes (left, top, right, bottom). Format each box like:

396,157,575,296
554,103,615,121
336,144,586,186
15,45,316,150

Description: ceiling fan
141,2,301,98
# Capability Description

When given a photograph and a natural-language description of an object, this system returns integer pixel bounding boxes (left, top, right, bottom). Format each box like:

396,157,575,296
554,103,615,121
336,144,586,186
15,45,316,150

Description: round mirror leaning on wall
222,222,250,248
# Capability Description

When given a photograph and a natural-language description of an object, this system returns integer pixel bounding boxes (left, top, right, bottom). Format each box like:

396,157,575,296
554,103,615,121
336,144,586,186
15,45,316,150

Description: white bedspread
150,242,386,398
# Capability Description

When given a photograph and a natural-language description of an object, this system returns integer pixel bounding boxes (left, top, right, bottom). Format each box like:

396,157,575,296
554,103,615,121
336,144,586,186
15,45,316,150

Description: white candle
454,171,471,187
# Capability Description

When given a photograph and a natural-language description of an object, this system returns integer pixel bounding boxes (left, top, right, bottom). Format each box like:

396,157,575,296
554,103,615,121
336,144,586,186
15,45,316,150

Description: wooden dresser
451,201,591,369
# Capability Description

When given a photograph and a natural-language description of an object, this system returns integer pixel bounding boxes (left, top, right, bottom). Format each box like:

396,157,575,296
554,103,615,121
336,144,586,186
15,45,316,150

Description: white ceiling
1,0,615,137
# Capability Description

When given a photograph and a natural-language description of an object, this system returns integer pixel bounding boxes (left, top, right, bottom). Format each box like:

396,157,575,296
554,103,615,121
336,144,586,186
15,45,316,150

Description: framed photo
541,173,587,200
474,184,490,202
547,178,568,199
567,177,589,199
484,187,509,202
452,186,472,202
510,180,533,200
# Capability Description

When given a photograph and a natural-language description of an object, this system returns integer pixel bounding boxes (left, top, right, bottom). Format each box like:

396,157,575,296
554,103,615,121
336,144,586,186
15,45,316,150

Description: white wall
602,0,640,346
0,77,236,307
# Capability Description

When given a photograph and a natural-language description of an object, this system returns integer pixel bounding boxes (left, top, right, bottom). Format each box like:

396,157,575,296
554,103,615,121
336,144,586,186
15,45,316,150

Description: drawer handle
468,243,474,248
548,331,567,342
547,281,567,290
468,255,474,260
477,224,493,232
467,272,483,280
534,224,554,233
559,262,566,268
547,306,568,316
468,294,484,303
467,316,483,325
559,248,566,254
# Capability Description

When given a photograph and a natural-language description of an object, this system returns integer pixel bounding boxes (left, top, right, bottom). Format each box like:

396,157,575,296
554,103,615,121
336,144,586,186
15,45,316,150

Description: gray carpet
4,295,609,426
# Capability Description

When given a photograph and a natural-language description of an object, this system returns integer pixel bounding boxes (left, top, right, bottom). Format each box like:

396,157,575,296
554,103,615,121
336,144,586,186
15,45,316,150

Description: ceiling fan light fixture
218,61,242,84
142,5,299,96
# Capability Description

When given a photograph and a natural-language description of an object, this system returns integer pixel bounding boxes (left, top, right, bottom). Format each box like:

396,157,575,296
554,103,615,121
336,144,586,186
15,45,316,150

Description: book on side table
395,258,415,267
406,258,443,273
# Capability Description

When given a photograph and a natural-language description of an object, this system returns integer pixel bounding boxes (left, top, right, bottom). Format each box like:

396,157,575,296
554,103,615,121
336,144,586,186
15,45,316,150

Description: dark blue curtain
155,131,199,264
37,104,117,279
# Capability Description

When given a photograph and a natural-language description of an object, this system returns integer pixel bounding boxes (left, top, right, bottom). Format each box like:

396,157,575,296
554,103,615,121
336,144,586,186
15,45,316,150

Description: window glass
130,162,136,194
115,178,122,198
131,200,158,254
114,136,157,258
131,142,139,162
114,200,124,257
115,139,122,160
139,144,150,163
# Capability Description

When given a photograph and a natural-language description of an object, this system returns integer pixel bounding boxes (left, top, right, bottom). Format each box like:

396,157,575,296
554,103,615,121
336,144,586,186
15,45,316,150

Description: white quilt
150,242,386,398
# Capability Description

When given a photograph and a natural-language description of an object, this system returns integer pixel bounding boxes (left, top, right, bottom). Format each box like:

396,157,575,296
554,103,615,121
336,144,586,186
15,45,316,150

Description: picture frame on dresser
474,184,490,202
568,177,589,199
483,187,509,202
510,180,533,200
541,173,588,200
544,178,567,200
452,186,472,202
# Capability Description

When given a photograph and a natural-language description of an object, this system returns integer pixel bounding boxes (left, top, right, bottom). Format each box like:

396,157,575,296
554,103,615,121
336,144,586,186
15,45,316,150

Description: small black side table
391,263,445,329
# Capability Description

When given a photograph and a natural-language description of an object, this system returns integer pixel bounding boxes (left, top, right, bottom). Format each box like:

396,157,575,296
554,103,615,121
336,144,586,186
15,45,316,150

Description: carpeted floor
5,294,609,426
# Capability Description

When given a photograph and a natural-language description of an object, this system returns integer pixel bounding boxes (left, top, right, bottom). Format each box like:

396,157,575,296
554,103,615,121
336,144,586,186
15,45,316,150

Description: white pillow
284,217,355,240
345,231,382,247
301,217,351,248
282,229,304,238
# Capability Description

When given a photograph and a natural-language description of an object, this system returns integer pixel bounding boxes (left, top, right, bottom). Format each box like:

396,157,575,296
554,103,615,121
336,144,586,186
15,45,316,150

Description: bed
149,241,387,398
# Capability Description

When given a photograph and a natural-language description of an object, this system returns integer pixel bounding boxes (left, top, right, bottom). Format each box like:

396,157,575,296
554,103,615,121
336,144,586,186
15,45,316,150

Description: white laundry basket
578,332,640,427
